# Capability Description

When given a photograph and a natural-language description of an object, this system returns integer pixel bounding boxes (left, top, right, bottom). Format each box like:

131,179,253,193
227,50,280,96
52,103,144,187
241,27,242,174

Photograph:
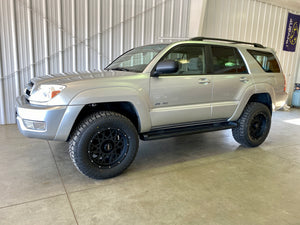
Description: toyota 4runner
16,37,288,179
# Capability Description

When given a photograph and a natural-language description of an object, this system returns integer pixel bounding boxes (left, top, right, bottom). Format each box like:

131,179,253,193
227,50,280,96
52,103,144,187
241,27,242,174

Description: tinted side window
247,50,280,73
160,44,206,75
211,46,248,74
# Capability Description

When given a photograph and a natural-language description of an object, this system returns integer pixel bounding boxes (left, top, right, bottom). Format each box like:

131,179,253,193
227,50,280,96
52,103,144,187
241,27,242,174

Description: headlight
28,84,65,103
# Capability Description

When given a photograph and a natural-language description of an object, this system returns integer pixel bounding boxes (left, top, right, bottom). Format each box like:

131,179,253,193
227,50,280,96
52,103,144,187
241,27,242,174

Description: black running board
140,122,237,141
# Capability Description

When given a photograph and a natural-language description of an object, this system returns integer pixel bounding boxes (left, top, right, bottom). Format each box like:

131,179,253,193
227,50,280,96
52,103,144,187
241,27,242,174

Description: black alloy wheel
69,111,139,179
88,128,129,169
248,113,267,141
232,102,271,147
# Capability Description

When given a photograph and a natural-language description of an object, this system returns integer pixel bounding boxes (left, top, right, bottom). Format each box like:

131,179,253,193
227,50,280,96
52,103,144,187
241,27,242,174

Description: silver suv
16,37,287,179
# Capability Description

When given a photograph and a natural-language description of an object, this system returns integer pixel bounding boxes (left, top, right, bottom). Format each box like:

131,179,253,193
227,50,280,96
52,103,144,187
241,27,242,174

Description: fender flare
229,84,275,121
68,86,152,132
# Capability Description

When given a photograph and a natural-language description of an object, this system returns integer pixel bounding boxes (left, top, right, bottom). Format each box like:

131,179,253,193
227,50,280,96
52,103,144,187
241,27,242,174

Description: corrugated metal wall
0,0,190,124
203,0,300,101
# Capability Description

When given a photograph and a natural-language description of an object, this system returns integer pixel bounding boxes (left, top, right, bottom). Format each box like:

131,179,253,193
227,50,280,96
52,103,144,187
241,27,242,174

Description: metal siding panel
169,0,174,37
160,0,165,41
10,0,21,97
0,0,191,124
219,0,225,37
237,0,245,40
2,2,11,78
275,7,283,51
248,0,256,42
143,0,153,44
120,0,125,54
265,4,273,45
88,0,101,72
48,0,60,75
57,0,63,74
153,0,162,43
203,0,214,37
203,0,300,104
230,0,238,40
150,0,156,43
270,6,278,48
42,0,50,75
123,0,132,52
4,76,16,123
242,0,251,41
62,0,72,73
0,78,5,123
134,0,142,47
225,0,231,38
76,0,86,72
15,0,29,90
183,0,190,37
1,1,18,124
0,24,5,123
84,0,90,72
108,0,113,62
254,2,263,43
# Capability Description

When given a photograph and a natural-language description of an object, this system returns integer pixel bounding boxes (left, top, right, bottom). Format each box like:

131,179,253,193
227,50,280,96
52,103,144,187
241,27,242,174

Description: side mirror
152,60,179,77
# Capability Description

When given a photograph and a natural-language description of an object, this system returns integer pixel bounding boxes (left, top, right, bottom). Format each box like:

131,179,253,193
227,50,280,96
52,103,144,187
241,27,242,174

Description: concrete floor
0,109,300,225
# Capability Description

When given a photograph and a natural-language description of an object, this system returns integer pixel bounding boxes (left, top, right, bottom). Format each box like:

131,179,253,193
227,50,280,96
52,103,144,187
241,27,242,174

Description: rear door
210,45,252,119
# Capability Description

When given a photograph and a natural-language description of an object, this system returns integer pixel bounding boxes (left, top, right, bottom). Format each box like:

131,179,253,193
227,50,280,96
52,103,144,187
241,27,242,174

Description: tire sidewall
245,103,271,147
73,113,138,179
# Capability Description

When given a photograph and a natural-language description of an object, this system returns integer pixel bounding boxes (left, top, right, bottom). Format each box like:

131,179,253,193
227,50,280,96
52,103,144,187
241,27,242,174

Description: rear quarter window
247,50,280,73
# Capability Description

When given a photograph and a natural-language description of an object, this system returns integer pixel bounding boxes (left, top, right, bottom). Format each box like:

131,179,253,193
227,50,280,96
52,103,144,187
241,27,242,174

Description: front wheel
69,111,139,179
232,102,271,147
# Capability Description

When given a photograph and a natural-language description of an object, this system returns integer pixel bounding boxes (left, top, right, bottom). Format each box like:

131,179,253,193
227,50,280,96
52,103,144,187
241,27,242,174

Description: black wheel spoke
249,113,267,140
88,128,129,168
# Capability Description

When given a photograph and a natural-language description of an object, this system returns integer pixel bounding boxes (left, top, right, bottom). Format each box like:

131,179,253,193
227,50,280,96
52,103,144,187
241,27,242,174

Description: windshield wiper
109,67,130,71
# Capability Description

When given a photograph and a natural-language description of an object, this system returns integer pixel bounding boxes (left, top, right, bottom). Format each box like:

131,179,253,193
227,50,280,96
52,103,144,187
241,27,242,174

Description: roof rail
190,37,265,48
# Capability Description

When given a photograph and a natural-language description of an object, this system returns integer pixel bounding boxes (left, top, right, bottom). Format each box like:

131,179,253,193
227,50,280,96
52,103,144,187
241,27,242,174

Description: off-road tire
232,102,271,147
69,111,139,179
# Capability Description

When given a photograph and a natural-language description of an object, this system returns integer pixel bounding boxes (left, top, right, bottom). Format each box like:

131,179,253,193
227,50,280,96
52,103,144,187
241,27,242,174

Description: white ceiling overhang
258,0,300,12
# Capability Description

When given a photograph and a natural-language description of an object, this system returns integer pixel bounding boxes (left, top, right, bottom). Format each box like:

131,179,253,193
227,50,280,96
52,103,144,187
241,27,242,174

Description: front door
149,44,213,128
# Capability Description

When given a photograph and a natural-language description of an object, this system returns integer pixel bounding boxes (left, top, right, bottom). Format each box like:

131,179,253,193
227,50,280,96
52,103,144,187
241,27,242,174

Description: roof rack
190,37,265,48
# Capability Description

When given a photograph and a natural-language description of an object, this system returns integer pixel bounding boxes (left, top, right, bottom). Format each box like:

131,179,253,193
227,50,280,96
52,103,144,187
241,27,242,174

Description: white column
295,56,300,84
188,0,207,37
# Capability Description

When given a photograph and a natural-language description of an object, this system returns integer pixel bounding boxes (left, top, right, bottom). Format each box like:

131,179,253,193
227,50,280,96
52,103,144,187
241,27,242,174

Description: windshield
106,44,168,73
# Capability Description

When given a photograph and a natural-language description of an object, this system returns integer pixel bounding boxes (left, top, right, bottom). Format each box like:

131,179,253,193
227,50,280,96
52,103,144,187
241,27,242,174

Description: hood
31,70,139,86
25,69,149,106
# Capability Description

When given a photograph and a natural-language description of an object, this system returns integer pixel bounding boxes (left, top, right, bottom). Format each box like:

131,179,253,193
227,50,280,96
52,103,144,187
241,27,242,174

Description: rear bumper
16,96,82,141
274,92,288,110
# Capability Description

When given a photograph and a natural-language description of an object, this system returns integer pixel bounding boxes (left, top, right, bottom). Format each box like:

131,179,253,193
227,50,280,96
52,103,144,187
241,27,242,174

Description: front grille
25,89,31,96
25,81,34,99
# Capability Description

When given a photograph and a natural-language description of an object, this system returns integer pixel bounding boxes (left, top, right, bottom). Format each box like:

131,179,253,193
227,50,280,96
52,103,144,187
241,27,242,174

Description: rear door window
247,50,280,73
210,46,248,74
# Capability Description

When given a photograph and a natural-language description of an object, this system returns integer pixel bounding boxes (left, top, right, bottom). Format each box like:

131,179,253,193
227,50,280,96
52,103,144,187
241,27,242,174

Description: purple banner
283,12,300,52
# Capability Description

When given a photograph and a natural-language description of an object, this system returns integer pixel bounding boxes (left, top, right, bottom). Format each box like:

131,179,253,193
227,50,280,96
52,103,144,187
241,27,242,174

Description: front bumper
16,96,67,140
16,96,83,141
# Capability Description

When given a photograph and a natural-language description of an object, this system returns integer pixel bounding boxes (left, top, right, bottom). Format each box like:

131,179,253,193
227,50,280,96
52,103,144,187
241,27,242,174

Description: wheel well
68,102,140,141
248,93,272,113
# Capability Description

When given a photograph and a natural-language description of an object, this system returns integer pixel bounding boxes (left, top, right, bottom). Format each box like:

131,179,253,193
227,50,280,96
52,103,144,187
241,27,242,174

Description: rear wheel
69,111,139,179
232,102,271,147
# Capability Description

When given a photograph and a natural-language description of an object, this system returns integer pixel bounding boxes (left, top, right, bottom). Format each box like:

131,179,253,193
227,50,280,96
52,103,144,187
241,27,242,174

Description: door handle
198,78,210,85
240,77,249,83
